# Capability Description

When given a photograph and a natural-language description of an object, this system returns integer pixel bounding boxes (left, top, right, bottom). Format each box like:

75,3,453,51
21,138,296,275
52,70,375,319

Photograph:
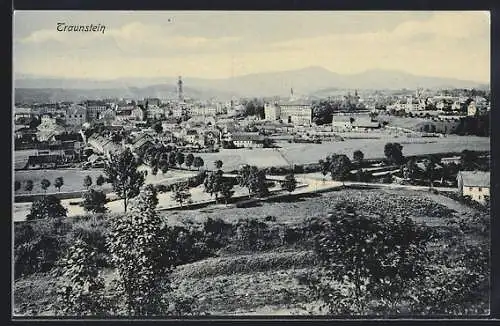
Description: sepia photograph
12,10,491,318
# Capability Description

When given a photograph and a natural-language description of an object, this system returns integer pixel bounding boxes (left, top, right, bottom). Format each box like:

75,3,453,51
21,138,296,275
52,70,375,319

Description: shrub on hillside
69,219,110,268
14,219,71,278
232,218,284,252
27,196,67,220
160,225,214,266
202,218,235,250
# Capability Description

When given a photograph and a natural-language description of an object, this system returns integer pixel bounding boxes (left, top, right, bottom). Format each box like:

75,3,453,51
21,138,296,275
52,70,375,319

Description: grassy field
160,188,478,227
14,169,111,194
14,188,489,316
196,136,490,171
14,167,196,195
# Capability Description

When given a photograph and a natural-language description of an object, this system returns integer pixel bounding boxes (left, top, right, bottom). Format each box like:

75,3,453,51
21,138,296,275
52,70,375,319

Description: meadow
14,188,489,316
196,135,490,171
14,166,196,196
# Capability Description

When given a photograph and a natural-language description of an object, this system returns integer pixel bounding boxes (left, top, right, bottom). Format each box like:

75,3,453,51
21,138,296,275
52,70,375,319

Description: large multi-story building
264,88,312,125
146,105,166,120
189,105,219,116
83,100,109,121
264,101,312,125
64,104,87,127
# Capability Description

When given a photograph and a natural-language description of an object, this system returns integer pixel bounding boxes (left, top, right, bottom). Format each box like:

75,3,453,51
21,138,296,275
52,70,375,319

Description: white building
264,94,312,125
467,101,477,116
228,132,265,148
457,171,490,204
190,105,218,116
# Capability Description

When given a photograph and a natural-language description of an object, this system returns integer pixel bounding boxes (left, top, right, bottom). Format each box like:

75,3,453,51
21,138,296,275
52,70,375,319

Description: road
12,173,457,222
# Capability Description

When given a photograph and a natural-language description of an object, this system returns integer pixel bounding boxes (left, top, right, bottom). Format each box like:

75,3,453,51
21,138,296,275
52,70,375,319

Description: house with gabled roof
457,171,490,204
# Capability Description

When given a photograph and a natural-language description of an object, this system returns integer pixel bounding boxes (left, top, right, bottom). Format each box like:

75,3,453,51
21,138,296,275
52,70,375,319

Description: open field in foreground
14,188,489,316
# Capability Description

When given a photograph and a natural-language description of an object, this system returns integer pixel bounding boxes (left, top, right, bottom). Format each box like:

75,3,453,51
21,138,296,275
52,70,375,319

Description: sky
13,11,490,82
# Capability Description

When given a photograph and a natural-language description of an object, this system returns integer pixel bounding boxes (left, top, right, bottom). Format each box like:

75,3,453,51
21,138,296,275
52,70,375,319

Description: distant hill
14,85,236,104
14,67,489,103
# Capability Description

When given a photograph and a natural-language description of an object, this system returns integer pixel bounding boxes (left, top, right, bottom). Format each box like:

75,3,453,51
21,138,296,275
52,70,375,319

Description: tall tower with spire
290,87,295,102
177,76,183,102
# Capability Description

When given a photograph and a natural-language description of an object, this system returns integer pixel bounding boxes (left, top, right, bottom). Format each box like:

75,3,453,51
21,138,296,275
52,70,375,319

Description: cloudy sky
13,11,490,82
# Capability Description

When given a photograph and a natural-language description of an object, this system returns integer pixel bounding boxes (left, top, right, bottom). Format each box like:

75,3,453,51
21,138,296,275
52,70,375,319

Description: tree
176,151,185,167
203,170,224,203
424,155,440,189
220,182,235,204
107,185,174,316
15,181,21,192
96,174,105,187
404,158,418,181
237,165,253,197
350,117,355,124
24,180,34,193
159,159,169,174
369,111,379,122
214,160,223,170
41,179,51,194
460,150,480,171
281,174,297,193
237,165,269,197
168,151,177,167
153,122,163,134
384,143,404,165
29,116,41,129
193,157,204,171
185,154,194,170
104,148,145,213
307,203,430,315
83,176,93,190
55,238,108,316
246,166,269,198
353,150,364,165
320,154,352,182
171,183,192,207
82,189,108,214
27,195,67,220
54,177,64,192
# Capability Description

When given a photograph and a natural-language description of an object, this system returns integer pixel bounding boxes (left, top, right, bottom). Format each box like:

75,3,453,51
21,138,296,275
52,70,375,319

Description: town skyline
14,11,490,83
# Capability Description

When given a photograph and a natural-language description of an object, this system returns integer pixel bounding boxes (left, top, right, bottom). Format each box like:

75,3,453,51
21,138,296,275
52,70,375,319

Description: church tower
177,76,184,102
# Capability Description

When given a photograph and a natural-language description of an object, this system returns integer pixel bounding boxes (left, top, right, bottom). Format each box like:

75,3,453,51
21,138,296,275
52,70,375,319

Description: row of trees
15,175,108,194
317,143,484,187
143,145,205,176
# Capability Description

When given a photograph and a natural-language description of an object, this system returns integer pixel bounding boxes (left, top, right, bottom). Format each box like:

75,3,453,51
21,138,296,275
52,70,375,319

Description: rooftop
458,171,490,188
66,104,87,116
231,132,265,142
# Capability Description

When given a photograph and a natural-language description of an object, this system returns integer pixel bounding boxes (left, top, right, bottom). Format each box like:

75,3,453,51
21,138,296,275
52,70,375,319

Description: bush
155,184,168,193
187,171,207,188
70,219,110,268
14,219,71,278
27,196,67,220
202,218,235,250
293,165,305,174
265,215,277,222
231,218,284,252
161,225,214,266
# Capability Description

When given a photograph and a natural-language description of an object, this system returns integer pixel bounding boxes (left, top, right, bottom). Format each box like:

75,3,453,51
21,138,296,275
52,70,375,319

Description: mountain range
14,67,489,104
